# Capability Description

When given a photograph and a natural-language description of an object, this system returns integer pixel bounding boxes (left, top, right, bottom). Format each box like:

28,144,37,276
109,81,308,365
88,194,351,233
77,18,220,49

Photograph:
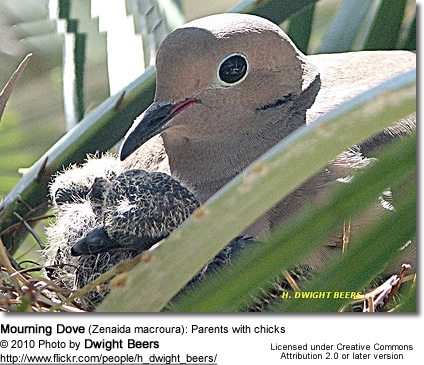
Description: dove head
156,13,303,102
120,13,320,200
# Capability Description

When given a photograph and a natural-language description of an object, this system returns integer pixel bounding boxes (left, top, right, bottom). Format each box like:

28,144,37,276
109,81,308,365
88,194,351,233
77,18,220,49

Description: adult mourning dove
120,13,415,238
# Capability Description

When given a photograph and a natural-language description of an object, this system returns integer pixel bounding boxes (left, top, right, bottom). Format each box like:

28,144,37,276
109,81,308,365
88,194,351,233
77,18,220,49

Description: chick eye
218,53,249,85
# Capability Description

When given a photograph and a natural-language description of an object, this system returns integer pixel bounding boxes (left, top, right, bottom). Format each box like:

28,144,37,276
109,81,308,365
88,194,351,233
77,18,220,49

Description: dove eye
217,53,249,85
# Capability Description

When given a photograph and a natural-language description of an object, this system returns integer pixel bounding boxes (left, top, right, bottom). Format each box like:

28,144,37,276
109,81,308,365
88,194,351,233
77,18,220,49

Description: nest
0,236,144,312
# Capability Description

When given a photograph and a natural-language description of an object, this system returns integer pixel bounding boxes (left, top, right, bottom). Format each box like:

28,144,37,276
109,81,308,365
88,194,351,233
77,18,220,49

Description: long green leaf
364,0,407,50
97,70,415,312
0,54,32,125
286,4,316,53
402,15,416,50
274,139,416,312
168,134,415,312
229,0,319,24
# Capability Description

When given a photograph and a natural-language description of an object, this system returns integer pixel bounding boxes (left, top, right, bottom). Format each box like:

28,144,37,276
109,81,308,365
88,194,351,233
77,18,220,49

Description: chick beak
71,227,118,256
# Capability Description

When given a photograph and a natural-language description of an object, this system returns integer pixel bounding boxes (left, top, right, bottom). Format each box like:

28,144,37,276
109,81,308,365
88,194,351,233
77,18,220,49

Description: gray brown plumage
120,13,415,238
